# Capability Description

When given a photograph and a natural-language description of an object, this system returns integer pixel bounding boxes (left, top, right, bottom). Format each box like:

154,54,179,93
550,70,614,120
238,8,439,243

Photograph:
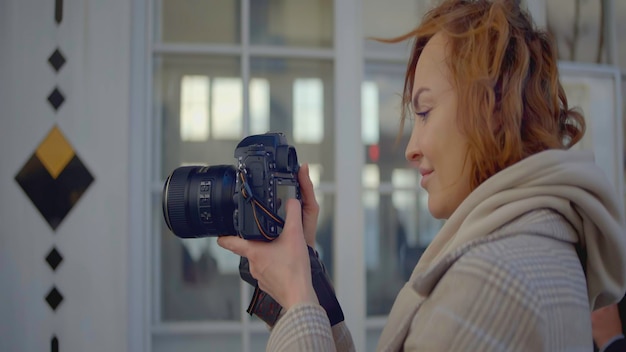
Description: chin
427,200,451,220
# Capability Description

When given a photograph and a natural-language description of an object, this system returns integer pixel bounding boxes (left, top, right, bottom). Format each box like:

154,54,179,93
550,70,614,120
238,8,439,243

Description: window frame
129,1,625,352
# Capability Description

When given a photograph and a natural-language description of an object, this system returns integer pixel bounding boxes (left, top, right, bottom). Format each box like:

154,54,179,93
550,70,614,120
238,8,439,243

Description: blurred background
0,0,624,351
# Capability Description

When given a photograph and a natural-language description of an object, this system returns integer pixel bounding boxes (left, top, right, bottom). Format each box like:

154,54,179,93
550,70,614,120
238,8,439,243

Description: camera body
162,132,300,241
163,132,344,328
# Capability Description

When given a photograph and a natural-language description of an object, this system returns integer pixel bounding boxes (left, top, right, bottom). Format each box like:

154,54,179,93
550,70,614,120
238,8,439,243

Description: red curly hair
384,0,585,190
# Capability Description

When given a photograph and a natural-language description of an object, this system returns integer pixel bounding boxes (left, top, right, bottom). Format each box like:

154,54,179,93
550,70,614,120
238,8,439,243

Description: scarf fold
410,149,626,309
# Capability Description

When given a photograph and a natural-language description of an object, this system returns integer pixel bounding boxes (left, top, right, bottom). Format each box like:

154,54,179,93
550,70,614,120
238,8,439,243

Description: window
152,1,335,351
293,78,324,143
145,2,624,352
180,75,210,142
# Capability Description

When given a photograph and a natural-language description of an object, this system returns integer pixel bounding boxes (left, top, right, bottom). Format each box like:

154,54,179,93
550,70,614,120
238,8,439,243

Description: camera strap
246,285,282,326
241,246,345,327
308,246,345,326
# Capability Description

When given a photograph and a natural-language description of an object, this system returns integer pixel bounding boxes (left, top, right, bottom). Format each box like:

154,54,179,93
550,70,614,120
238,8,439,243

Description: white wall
0,0,132,351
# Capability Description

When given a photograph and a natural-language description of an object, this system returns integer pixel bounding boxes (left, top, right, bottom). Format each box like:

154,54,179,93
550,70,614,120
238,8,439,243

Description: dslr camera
162,132,300,241
162,132,343,327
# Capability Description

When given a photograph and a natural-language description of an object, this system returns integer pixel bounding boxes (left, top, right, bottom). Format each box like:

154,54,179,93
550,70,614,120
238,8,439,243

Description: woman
218,0,626,350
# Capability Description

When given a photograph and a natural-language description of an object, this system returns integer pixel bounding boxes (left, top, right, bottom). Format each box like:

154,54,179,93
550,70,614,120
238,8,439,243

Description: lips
419,169,433,188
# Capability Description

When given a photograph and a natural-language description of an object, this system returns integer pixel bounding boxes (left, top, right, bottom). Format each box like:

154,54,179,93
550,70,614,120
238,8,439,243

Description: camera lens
162,165,237,238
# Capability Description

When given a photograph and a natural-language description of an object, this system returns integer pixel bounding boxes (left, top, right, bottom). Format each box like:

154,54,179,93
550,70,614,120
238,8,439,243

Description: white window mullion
130,0,152,350
149,0,163,329
241,0,250,138
334,0,365,351
239,0,251,352
240,1,252,351
603,0,618,66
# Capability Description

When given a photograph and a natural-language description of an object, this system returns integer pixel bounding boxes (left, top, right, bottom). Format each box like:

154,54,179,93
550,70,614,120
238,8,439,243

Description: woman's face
405,32,472,219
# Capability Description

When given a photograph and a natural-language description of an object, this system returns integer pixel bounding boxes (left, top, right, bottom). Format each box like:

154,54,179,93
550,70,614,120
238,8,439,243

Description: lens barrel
162,165,237,238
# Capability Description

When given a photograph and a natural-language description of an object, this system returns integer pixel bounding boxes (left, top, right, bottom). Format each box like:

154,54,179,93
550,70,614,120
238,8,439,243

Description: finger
298,164,319,212
297,164,319,248
217,236,249,257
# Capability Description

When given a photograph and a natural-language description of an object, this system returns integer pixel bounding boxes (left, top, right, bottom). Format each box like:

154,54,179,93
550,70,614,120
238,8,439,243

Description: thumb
283,198,303,233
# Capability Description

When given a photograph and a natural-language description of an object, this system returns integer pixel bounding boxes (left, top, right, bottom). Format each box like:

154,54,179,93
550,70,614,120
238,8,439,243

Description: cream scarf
411,149,626,309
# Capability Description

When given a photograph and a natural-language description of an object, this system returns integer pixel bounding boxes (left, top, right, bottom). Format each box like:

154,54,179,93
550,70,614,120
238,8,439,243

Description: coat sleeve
403,254,548,352
266,303,355,352
602,336,626,352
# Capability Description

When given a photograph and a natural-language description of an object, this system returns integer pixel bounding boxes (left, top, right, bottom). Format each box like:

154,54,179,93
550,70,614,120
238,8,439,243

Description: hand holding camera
162,132,343,326
217,197,319,310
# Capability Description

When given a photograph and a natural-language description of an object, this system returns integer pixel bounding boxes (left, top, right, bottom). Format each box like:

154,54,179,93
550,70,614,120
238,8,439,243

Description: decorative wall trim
15,126,94,230
45,286,64,311
55,0,63,25
51,336,59,352
48,49,66,73
47,87,65,111
45,247,63,271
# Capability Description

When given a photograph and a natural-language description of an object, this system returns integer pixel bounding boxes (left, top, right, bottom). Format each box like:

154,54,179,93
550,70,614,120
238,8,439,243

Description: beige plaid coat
266,150,626,352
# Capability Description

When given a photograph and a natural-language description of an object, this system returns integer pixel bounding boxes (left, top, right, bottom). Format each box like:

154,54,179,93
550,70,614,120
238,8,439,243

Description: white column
129,0,151,350
0,0,132,350
334,0,365,351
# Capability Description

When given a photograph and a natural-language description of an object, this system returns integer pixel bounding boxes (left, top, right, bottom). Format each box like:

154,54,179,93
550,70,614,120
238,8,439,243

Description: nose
405,131,422,162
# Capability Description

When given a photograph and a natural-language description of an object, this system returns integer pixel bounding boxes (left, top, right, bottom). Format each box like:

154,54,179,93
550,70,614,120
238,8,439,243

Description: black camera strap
246,285,282,326
309,248,345,326
240,246,345,327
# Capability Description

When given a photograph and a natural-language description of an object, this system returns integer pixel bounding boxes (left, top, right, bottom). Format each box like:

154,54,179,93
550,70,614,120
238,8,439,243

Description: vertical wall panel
0,0,132,351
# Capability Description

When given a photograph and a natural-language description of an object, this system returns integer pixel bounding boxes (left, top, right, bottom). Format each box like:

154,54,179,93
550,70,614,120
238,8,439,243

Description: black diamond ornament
46,248,63,271
16,153,94,230
47,88,65,111
48,49,66,72
45,286,64,311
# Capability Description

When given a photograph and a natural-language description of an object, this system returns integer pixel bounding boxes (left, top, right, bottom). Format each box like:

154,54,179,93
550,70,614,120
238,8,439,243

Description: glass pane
364,191,406,316
250,58,335,182
251,332,271,351
547,0,607,63
362,61,444,316
393,170,441,247
315,193,335,281
366,328,383,352
362,62,411,166
159,0,240,44
250,78,271,135
180,75,210,142
250,0,333,47
362,0,429,54
619,3,626,70
294,78,325,143
211,78,243,140
365,185,439,317
622,75,625,193
362,81,380,145
157,55,243,179
153,334,241,352
160,213,242,321
157,55,244,321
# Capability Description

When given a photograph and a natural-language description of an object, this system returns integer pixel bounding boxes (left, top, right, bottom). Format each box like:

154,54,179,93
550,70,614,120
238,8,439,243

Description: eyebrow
412,87,431,112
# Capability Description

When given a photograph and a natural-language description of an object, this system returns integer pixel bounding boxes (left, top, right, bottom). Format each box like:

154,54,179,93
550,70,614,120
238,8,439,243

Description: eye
415,109,430,121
